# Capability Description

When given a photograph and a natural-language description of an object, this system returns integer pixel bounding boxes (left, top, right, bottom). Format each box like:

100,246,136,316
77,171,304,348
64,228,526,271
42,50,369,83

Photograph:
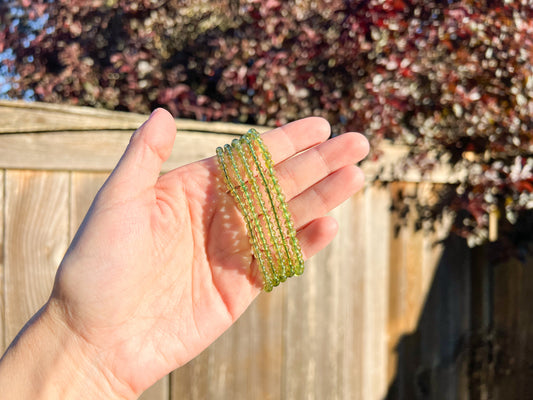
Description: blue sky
0,6,49,99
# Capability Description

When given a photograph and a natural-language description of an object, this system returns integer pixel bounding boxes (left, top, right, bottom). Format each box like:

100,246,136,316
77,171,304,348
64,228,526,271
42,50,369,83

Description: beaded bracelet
216,128,304,291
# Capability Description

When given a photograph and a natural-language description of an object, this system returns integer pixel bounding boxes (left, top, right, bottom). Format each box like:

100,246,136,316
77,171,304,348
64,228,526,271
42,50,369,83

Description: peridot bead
225,143,279,288
249,129,304,276
215,129,304,291
243,133,292,280
233,139,282,283
217,146,274,291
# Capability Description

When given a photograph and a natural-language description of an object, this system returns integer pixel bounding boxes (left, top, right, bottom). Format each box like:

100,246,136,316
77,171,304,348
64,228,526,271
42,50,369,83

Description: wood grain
170,344,211,399
336,193,367,400
0,171,4,352
0,131,238,172
387,183,412,395
386,183,465,400
362,185,391,399
7,101,526,399
139,377,170,400
0,100,264,135
280,186,391,400
282,241,339,399
171,291,284,399
492,256,533,399
386,233,472,399
0,130,461,184
4,170,69,344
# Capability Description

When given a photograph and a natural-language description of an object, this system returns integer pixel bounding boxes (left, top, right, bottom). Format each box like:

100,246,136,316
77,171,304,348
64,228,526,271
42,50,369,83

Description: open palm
48,109,369,397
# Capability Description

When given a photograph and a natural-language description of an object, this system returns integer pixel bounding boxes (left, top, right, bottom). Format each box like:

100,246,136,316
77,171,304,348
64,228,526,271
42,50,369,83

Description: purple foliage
1,0,532,245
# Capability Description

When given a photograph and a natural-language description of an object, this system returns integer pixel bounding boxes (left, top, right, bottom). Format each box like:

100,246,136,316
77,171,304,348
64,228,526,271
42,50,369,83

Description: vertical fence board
387,234,471,400
171,291,283,400
171,333,210,399
492,256,533,399
171,346,211,400
387,182,425,400
362,185,391,399
139,377,170,400
337,191,367,400
282,223,344,399
4,171,69,344
425,234,471,400
281,185,390,400
0,171,4,352
231,291,283,400
418,213,449,383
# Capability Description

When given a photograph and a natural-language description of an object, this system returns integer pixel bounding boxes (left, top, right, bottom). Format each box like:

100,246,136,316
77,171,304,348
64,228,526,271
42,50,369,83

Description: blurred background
1,1,532,399
1,0,532,243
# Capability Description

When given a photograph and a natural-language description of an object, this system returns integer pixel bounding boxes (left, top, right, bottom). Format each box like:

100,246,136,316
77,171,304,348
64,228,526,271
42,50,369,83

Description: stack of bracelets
216,128,304,292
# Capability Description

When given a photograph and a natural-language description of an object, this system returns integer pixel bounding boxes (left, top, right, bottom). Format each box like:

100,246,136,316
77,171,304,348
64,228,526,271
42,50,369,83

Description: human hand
2,109,369,398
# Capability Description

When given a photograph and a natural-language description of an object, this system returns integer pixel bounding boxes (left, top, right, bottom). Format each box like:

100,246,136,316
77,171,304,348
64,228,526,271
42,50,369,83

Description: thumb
105,108,176,199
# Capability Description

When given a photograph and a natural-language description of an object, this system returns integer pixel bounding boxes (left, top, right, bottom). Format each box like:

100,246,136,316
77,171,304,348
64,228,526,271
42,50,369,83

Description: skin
0,109,369,399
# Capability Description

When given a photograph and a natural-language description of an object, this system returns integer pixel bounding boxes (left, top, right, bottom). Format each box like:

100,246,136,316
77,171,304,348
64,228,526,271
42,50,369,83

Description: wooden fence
0,101,531,399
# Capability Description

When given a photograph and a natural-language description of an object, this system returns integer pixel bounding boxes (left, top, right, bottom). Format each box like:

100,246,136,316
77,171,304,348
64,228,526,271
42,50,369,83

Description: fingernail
150,108,161,118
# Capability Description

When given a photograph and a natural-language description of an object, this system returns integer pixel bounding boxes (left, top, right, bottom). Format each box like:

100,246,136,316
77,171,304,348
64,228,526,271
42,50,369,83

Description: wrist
0,301,136,400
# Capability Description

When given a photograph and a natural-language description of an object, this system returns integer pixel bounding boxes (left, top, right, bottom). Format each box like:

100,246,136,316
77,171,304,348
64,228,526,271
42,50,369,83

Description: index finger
260,117,331,165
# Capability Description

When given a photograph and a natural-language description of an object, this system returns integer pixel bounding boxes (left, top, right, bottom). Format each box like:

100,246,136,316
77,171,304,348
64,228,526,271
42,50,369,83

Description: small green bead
242,134,291,280
219,145,274,290
234,139,284,283
251,131,304,276
216,130,305,290
226,143,279,287
251,133,295,259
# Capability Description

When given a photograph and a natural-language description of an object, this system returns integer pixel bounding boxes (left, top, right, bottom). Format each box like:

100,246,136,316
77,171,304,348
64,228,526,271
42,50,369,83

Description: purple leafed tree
1,0,532,248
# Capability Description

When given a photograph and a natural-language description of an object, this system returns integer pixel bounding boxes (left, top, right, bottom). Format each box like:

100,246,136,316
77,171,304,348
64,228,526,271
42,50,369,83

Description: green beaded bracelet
216,128,304,291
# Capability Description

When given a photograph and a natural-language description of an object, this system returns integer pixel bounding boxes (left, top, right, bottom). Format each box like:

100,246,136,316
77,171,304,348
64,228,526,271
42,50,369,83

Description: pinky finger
298,216,339,260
